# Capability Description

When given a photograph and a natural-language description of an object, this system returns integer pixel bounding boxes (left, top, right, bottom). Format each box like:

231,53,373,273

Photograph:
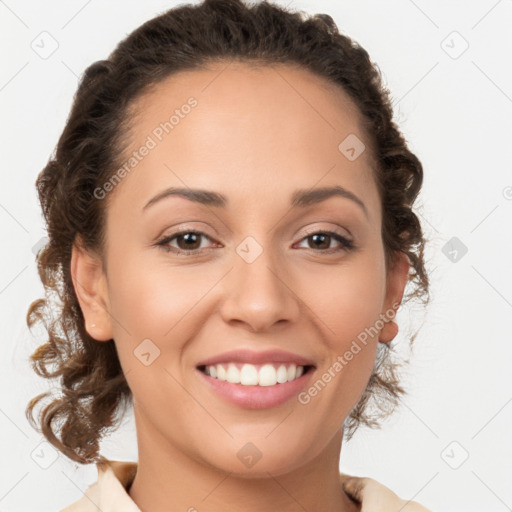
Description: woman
26,0,432,510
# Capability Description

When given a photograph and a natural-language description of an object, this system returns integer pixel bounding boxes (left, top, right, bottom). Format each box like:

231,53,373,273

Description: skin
71,62,409,512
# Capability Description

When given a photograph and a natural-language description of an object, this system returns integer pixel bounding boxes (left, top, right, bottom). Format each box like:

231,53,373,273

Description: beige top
61,460,433,511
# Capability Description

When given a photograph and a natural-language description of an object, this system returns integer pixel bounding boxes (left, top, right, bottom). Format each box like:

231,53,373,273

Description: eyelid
159,227,217,245
154,226,221,257
296,227,355,251
155,223,355,255
155,221,216,238
300,225,352,241
157,225,351,242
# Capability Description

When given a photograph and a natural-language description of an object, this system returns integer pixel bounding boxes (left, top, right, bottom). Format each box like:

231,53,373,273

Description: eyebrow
143,185,368,217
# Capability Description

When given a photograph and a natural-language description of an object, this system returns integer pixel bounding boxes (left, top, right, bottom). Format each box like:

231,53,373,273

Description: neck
128,411,360,512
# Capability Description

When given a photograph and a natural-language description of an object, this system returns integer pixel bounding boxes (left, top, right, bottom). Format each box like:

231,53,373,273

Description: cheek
302,249,386,344
297,250,386,408
107,252,215,336
105,257,210,406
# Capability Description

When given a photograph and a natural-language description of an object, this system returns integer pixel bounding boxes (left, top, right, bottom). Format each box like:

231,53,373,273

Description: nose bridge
219,235,300,331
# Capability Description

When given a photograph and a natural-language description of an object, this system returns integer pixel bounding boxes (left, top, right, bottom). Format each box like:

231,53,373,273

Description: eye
156,230,218,255
155,228,355,256
295,230,355,253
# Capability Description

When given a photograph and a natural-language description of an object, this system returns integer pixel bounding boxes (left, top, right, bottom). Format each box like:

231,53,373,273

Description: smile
196,363,315,409
199,362,312,386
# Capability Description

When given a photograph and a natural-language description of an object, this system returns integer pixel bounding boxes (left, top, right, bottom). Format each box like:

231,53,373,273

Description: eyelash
155,228,355,256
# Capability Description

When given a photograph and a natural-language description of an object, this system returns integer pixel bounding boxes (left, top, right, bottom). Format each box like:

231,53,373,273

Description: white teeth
240,364,259,385
203,362,307,386
276,364,288,383
217,364,226,380
259,364,277,386
226,363,241,384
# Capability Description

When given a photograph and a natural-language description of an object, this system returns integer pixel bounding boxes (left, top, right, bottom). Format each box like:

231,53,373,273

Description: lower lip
196,367,315,409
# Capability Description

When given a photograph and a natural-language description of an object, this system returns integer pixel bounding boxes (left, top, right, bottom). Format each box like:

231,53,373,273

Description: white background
1,1,512,511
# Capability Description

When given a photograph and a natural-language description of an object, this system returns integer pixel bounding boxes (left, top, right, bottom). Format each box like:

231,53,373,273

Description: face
73,62,408,477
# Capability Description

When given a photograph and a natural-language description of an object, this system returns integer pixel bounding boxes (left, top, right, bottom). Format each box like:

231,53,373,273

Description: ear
382,251,410,317
70,235,113,341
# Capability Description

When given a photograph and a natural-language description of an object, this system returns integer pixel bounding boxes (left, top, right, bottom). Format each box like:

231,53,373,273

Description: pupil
179,233,199,249
311,234,329,249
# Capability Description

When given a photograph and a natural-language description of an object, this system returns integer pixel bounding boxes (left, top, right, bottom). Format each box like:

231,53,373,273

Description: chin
199,441,310,479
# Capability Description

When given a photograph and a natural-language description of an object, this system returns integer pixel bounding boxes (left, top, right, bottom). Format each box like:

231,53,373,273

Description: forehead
108,61,379,220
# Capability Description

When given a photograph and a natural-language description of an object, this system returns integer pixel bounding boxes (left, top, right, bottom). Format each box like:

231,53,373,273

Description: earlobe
379,252,410,344
70,235,113,342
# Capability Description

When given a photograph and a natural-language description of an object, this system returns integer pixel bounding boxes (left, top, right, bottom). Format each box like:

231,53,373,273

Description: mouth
197,362,315,387
195,360,316,409
194,348,317,409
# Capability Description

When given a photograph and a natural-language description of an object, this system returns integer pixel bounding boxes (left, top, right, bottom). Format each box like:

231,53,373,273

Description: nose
219,247,301,333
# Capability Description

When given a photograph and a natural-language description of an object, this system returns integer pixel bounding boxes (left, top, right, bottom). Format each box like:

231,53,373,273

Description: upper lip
196,349,316,368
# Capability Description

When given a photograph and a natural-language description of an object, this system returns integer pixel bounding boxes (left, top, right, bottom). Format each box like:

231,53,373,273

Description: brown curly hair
26,0,429,464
